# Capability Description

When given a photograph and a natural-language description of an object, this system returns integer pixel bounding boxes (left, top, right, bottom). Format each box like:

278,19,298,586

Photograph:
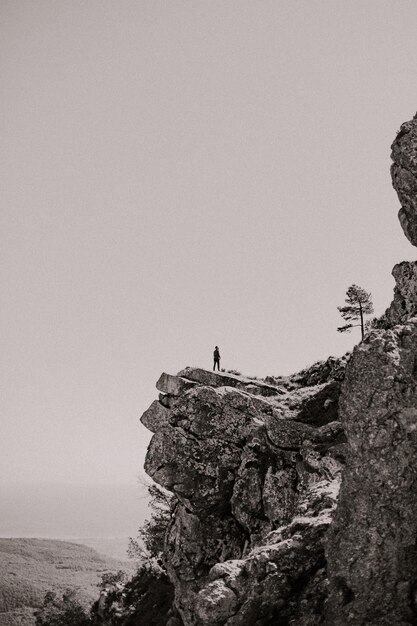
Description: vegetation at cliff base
35,590,91,626
89,482,178,625
33,483,178,626
0,538,128,626
127,483,171,561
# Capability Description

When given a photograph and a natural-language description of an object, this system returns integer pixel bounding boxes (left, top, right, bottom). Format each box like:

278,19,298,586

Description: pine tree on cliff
337,284,374,340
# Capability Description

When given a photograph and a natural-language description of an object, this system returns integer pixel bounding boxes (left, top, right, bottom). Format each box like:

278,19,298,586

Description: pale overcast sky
1,0,416,486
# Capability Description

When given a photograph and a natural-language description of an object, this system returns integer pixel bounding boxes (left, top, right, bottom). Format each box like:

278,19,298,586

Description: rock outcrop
391,113,417,246
325,321,417,625
141,364,346,625
321,114,417,625
139,113,417,625
385,261,417,325
386,119,417,323
142,320,417,625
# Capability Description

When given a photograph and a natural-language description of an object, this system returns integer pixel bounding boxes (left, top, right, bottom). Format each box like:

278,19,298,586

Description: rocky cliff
141,362,347,625
325,321,417,625
322,114,417,626
140,113,417,625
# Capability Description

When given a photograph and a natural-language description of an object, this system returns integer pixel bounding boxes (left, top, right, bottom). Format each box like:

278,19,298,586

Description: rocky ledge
141,362,347,625
142,320,417,626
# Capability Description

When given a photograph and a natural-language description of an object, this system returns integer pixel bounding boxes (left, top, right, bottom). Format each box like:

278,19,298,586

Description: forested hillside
0,538,132,626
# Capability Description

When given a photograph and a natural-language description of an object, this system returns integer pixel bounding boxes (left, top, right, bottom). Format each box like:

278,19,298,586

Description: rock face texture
323,115,417,625
391,113,417,246
326,321,417,625
385,261,417,325
141,363,347,625
142,329,417,625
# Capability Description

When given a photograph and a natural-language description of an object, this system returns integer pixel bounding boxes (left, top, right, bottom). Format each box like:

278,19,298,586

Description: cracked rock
141,366,343,625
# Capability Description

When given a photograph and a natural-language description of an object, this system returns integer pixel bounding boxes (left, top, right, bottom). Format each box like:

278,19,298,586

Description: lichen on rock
326,320,417,625
141,365,345,625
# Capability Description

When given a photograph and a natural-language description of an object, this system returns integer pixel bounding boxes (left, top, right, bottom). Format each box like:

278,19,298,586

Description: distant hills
0,538,135,626
0,484,149,623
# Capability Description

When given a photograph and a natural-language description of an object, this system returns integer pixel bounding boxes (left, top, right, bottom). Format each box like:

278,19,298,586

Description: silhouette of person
213,346,220,371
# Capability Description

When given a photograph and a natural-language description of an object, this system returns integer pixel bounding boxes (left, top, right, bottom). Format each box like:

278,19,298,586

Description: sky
2,0,417,488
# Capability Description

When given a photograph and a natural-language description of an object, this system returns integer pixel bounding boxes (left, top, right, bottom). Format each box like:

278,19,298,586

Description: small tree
128,482,172,563
98,570,127,588
90,481,176,626
35,589,91,626
337,284,374,340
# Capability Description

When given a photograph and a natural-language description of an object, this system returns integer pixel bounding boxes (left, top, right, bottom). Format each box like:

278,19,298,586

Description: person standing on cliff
213,346,220,371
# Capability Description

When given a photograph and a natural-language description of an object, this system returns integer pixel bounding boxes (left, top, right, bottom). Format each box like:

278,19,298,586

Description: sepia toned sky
2,0,417,487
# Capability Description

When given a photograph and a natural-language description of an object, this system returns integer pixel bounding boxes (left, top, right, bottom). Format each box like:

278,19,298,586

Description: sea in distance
0,482,150,560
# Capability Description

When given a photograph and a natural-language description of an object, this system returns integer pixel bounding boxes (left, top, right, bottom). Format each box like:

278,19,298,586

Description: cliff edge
141,362,346,625
139,113,417,625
